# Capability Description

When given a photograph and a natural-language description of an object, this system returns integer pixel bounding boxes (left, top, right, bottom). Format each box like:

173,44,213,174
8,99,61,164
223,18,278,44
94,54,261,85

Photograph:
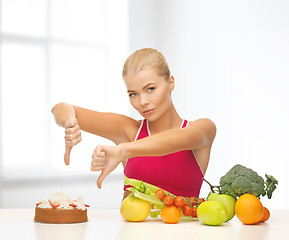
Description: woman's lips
143,109,154,115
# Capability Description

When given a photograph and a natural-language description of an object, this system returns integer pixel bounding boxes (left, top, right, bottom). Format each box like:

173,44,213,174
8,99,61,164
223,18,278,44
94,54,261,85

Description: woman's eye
148,87,155,92
129,93,136,97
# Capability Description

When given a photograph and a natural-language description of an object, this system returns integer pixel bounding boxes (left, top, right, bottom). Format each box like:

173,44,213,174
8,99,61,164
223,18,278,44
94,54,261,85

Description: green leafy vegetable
124,176,165,207
150,210,161,218
262,174,278,199
130,189,165,207
219,164,278,199
124,175,175,196
124,176,203,220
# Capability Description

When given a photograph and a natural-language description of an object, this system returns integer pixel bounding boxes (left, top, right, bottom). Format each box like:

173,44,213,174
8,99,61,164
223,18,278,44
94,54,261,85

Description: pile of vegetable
204,164,278,199
202,164,278,225
123,176,204,223
121,164,278,225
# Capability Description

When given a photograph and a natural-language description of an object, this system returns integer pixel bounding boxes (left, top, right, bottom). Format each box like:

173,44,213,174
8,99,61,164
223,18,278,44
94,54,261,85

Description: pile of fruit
155,190,204,223
120,164,278,226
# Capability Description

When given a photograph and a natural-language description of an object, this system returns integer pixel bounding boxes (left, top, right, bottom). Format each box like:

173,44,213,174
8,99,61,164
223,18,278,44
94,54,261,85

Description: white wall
0,174,124,209
128,0,289,209
1,0,288,209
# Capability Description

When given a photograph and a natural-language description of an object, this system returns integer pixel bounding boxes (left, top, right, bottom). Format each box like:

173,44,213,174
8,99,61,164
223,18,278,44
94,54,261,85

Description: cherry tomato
184,200,190,206
191,207,198,218
163,195,174,206
155,189,166,200
195,198,205,207
182,205,193,216
184,197,194,207
197,198,205,203
174,196,185,208
189,197,197,205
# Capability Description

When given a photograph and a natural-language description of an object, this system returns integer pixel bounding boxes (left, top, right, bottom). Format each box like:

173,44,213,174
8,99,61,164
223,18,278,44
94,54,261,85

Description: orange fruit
235,194,264,225
160,206,182,224
260,207,270,222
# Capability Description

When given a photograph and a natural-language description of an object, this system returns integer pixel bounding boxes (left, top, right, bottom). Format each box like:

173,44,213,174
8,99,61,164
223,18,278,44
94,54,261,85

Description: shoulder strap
181,119,189,128
134,119,149,141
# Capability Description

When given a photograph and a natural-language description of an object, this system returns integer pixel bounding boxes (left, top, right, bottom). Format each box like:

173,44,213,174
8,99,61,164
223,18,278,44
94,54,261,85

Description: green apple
197,201,227,226
207,193,236,221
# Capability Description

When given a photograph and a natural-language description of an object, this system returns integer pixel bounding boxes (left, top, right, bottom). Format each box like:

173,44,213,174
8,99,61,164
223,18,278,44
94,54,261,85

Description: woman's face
124,68,174,122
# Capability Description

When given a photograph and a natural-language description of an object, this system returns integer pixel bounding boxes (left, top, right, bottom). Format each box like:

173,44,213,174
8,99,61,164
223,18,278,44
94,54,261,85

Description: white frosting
38,200,52,209
37,190,87,211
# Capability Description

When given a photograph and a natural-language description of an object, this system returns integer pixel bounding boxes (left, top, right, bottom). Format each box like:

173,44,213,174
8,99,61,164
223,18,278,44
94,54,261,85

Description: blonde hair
122,48,171,80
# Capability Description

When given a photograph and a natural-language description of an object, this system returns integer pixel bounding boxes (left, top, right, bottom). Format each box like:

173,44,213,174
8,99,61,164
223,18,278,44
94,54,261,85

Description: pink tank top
124,119,204,197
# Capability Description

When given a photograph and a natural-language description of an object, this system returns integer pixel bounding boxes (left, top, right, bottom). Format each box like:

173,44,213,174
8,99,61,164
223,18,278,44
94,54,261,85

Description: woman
52,48,216,200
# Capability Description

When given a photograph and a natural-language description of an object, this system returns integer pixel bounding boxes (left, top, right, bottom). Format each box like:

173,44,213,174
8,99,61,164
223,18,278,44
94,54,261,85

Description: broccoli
219,164,278,199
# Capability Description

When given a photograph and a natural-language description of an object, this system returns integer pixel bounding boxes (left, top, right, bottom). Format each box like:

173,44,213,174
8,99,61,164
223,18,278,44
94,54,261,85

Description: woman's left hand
91,144,126,189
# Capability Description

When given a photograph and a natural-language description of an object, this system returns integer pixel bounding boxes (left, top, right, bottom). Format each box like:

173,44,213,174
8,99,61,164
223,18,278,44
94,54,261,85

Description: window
0,0,129,178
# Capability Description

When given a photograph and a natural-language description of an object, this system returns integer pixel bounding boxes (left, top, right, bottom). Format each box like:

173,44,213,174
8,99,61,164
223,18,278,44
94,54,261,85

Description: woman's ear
169,75,175,92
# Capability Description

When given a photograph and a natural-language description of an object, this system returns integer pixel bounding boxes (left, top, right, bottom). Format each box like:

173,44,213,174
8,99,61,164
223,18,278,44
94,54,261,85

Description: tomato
188,197,196,202
186,197,205,207
260,207,270,222
191,207,198,218
184,200,190,206
186,197,197,206
155,189,166,200
163,195,174,206
197,198,205,203
174,196,185,208
182,205,193,216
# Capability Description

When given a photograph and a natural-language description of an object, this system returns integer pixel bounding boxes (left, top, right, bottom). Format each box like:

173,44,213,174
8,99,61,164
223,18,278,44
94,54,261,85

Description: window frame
0,0,129,181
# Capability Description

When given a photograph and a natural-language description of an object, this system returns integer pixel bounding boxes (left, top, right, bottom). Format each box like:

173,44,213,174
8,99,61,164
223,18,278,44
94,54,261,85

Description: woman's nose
139,93,149,106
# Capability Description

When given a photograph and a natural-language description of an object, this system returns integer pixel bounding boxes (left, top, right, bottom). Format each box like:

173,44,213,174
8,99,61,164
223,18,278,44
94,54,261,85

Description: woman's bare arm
52,103,139,144
51,102,76,127
51,102,139,165
74,106,139,144
92,118,216,188
121,118,216,158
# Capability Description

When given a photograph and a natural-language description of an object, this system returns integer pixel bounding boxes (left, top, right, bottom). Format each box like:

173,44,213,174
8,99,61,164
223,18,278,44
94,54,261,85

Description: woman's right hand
64,117,82,165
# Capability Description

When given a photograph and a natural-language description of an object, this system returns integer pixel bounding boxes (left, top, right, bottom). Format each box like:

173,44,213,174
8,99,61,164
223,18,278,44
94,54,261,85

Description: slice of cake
34,190,89,224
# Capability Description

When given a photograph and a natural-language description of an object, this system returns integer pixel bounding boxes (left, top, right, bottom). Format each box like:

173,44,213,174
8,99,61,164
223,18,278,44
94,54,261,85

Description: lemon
120,196,151,222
